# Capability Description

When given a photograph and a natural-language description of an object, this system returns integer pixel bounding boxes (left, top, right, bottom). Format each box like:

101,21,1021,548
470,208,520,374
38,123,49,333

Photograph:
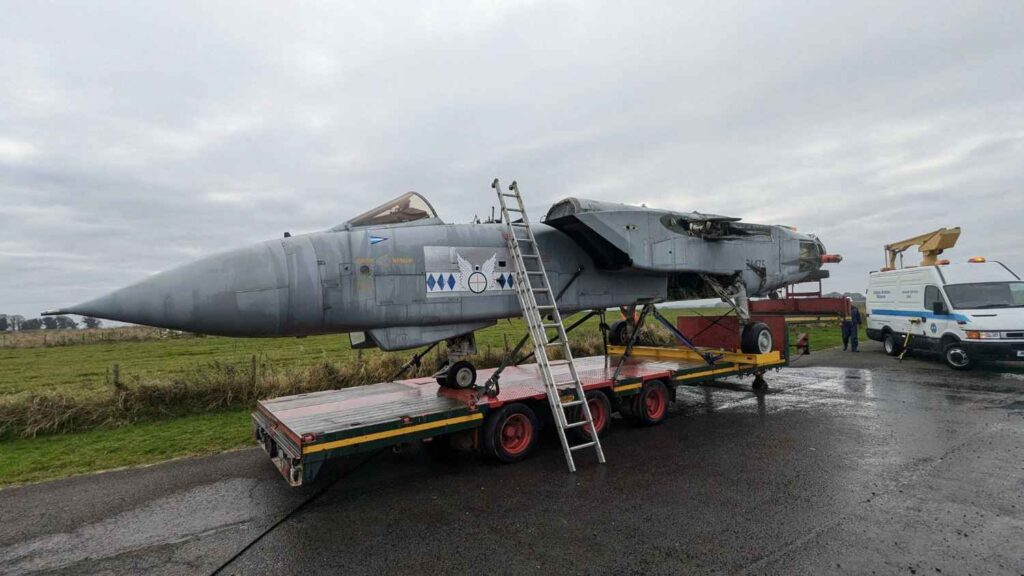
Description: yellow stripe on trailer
607,345,784,367
303,413,484,454
673,366,748,381
613,383,642,393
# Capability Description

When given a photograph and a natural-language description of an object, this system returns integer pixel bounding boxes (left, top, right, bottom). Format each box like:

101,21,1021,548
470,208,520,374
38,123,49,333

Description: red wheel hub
584,397,606,438
500,413,533,455
644,386,667,420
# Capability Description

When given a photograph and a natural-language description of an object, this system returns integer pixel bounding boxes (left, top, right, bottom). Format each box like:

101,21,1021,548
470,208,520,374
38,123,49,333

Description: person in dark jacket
841,316,853,351
848,305,862,352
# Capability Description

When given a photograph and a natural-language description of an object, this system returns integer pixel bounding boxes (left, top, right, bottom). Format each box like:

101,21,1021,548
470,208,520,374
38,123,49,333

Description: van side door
922,285,949,352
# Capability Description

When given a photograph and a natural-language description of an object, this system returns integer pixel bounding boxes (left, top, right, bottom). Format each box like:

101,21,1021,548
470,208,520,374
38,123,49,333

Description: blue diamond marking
426,274,436,290
496,274,506,288
507,274,514,288
447,274,457,290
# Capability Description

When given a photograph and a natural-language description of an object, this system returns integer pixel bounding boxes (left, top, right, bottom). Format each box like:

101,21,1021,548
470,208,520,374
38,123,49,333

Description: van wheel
741,322,773,354
943,342,974,370
883,332,902,356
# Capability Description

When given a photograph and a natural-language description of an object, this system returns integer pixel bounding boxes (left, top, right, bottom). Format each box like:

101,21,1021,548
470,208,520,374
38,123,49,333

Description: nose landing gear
434,333,479,389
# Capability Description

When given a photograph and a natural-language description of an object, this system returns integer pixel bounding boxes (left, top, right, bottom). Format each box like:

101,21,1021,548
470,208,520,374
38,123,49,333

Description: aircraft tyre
439,360,476,389
608,320,631,346
628,380,669,426
569,390,612,443
740,322,774,354
883,332,902,356
483,403,539,463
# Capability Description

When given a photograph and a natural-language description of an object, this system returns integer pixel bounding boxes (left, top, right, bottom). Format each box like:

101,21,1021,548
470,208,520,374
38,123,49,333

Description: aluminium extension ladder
493,178,606,472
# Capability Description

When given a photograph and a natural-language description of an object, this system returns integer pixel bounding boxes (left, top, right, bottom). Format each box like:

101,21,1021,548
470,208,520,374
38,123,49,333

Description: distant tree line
0,314,102,331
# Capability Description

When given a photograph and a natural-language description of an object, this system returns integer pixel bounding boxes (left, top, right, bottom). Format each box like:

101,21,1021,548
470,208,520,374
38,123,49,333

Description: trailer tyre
741,322,773,354
883,332,902,356
483,403,539,463
629,379,670,426
569,391,612,442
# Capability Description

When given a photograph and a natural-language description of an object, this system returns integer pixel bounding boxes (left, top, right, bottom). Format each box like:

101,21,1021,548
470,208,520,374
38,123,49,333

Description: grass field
0,410,251,486
0,315,604,401
0,308,857,487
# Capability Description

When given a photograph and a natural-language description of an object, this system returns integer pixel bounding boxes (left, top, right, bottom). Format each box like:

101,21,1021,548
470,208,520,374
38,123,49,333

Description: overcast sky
2,1,1023,319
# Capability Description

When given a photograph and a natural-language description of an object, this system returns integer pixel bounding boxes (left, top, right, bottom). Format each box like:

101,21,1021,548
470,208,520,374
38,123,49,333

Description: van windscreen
944,282,1024,309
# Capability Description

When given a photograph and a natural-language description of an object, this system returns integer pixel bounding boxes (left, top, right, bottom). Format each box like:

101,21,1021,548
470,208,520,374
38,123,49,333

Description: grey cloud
2,0,1023,317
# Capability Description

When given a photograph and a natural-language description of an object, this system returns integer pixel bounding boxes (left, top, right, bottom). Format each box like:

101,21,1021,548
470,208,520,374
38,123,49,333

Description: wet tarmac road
2,347,1023,575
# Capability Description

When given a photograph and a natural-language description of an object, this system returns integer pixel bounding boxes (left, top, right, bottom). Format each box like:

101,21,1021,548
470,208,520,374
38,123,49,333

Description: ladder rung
570,441,597,451
522,254,540,258
510,222,529,227
542,323,562,328
564,421,588,429
507,208,523,213
501,193,518,198
561,399,584,407
536,305,555,309
544,341,564,346
526,271,546,275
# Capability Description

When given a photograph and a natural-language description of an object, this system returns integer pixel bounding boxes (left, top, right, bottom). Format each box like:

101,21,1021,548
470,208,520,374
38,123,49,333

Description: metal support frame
611,304,720,382
611,304,654,382
649,307,721,366
390,340,440,381
482,309,600,397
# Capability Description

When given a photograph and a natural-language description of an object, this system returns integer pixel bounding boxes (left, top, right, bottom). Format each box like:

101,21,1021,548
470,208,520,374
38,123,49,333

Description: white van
866,260,1024,369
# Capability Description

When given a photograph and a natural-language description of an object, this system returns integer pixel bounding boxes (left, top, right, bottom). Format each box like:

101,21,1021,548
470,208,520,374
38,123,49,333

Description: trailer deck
253,349,786,486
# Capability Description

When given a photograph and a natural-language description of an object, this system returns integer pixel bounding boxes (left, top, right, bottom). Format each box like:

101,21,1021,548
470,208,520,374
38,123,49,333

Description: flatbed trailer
253,347,787,486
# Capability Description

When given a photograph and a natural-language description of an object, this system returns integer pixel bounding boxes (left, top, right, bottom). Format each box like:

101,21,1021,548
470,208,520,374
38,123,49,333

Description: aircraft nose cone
49,240,291,336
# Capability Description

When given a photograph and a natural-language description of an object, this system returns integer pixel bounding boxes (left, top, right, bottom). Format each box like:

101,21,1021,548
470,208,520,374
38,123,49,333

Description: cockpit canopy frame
332,192,440,230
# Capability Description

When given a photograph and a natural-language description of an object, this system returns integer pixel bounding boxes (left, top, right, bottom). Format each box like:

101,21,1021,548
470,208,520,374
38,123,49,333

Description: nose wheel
437,360,477,389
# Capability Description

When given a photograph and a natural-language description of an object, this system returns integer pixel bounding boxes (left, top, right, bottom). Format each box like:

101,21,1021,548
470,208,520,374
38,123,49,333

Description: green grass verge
0,309,711,401
0,410,251,487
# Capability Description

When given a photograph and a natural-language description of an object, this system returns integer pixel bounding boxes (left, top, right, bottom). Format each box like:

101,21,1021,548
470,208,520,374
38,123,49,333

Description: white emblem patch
425,251,515,295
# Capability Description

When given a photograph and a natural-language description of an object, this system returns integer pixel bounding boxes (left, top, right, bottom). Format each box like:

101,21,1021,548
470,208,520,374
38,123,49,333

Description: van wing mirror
932,301,947,315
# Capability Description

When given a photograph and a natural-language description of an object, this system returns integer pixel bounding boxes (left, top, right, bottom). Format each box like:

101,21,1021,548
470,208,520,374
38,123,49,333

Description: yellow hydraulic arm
884,227,961,269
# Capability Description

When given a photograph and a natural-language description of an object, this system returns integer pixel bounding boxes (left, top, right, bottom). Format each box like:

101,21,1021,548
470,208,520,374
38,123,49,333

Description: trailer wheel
741,322,773,354
629,380,669,426
883,332,902,356
569,391,612,442
438,360,476,389
483,403,539,463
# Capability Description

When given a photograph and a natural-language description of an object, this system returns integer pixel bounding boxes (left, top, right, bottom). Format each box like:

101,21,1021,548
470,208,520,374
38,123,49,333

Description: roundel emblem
467,271,488,294
930,323,938,333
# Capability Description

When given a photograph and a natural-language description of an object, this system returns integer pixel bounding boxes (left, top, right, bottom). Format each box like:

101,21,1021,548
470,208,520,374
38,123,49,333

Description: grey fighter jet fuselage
46,191,839,352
